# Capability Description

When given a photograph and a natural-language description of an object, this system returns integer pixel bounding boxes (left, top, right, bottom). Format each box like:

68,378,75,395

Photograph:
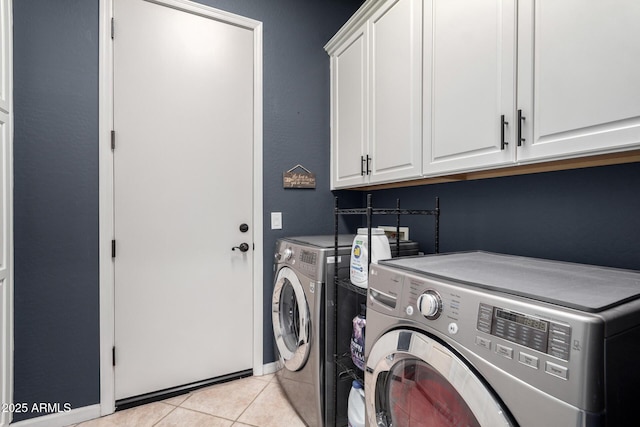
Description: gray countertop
381,251,640,312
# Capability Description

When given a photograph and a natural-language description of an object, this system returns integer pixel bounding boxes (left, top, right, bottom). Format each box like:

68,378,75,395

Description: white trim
98,0,115,416
9,404,101,427
251,20,264,378
324,0,380,54
1,1,13,426
98,0,263,418
261,361,280,376
146,0,261,29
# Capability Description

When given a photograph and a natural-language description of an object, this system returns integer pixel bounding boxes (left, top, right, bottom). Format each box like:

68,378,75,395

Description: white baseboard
261,361,280,375
10,404,101,427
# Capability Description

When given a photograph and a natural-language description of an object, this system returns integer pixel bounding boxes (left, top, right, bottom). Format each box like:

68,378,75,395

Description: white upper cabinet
423,0,517,175
517,0,640,162
369,0,422,184
331,25,368,188
329,0,640,188
327,0,423,189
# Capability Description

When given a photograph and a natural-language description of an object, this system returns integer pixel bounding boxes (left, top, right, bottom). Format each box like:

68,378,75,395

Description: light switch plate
271,212,282,230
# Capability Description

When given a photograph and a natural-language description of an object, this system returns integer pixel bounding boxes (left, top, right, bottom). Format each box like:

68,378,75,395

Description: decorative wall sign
283,164,316,189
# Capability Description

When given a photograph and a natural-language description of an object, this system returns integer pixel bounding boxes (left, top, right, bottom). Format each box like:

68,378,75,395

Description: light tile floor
69,374,305,427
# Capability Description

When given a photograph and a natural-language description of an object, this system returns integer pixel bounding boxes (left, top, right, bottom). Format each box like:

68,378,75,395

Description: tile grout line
166,394,239,425
231,379,271,426
152,402,179,427
163,378,270,426
93,376,276,427
169,405,240,425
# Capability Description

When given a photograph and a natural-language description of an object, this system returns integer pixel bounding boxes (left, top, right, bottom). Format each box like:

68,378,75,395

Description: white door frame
98,0,263,416
0,0,12,425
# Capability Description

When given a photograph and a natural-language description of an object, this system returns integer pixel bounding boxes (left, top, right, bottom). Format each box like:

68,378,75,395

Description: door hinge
111,17,114,39
111,240,116,258
111,130,116,150
112,346,116,366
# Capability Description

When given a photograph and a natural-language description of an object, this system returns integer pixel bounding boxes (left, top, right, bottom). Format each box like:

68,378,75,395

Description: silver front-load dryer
272,262,320,426
365,252,640,426
272,235,353,427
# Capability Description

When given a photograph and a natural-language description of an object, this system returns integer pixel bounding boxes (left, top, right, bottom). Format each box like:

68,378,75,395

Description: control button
550,323,571,335
476,320,491,334
448,323,459,335
545,361,569,380
405,305,414,316
283,248,294,261
518,352,539,369
496,344,514,359
475,336,491,350
549,347,570,361
476,304,493,333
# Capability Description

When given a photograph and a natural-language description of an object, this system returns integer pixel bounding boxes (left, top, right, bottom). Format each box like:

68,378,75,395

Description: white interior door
113,0,255,400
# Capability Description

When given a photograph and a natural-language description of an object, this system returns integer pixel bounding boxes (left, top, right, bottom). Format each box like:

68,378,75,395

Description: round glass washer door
365,329,515,427
272,267,311,372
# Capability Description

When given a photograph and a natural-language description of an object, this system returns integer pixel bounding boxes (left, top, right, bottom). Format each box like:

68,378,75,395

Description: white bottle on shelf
350,227,391,288
347,380,365,427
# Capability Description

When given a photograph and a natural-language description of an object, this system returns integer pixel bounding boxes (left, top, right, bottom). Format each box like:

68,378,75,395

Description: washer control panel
477,303,571,361
275,242,322,281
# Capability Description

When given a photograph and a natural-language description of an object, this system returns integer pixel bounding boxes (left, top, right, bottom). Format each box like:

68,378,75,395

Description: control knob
274,247,294,262
417,290,442,320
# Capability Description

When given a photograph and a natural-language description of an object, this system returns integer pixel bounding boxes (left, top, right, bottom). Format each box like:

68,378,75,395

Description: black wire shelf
335,277,367,296
335,351,364,384
330,194,441,427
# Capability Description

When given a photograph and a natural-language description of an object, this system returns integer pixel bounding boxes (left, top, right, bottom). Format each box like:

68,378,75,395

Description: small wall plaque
283,164,316,189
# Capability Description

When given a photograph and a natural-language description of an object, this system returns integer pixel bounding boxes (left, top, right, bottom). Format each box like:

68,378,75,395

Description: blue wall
13,0,362,421
342,162,640,271
13,0,100,421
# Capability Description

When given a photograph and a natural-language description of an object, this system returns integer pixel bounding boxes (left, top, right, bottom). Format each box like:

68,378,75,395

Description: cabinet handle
517,109,526,146
366,155,371,175
501,115,509,150
361,156,365,176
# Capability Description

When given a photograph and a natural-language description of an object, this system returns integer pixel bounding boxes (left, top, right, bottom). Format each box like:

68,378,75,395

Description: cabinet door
517,0,640,162
369,0,423,184
424,0,516,175
331,26,368,189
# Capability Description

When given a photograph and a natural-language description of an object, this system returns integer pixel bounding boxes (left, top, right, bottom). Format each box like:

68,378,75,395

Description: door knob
232,243,250,252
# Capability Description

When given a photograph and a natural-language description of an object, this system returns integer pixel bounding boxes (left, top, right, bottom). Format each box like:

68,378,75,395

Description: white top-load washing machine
272,235,419,427
365,251,640,427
